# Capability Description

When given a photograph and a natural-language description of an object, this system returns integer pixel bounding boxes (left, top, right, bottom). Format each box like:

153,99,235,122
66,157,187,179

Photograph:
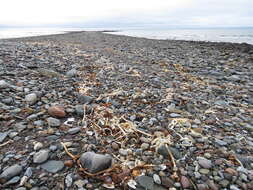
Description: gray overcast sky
1,0,253,27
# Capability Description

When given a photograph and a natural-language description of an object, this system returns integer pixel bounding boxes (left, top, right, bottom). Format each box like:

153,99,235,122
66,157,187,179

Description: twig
133,128,152,137
166,144,178,172
78,161,121,177
131,164,156,171
61,142,79,161
0,140,13,147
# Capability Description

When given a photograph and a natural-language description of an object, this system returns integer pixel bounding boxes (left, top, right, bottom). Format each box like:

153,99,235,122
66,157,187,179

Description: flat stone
244,124,253,132
158,145,182,159
228,75,240,82
24,167,33,178
0,164,22,182
225,168,238,176
170,113,181,118
207,180,219,190
48,106,66,118
161,177,174,188
230,184,241,190
198,157,212,169
8,132,18,138
204,153,212,159
66,68,77,77
199,169,210,174
197,184,209,190
47,117,61,127
14,123,27,132
153,184,167,190
219,179,229,188
37,68,61,78
0,80,10,89
65,173,73,187
68,127,80,135
33,149,49,164
41,160,64,173
136,175,154,190
111,142,119,150
34,142,43,151
76,94,93,104
75,105,84,117
3,176,20,186
1,97,13,105
34,120,44,126
214,100,228,106
215,139,228,146
153,174,161,184
16,187,27,190
119,148,128,156
0,132,9,143
180,176,191,189
79,152,112,173
140,143,150,150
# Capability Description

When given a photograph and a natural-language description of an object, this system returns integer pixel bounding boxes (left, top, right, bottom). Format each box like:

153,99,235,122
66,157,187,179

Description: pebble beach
0,31,253,190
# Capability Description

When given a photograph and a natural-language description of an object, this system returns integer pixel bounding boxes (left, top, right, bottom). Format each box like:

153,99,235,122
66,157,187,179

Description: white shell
127,179,137,189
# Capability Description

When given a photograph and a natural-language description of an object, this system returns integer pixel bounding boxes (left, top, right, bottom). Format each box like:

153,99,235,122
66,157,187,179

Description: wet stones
79,152,112,173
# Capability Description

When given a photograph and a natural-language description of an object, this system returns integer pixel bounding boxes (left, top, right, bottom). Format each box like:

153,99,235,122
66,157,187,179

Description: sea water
0,27,253,45
107,28,253,45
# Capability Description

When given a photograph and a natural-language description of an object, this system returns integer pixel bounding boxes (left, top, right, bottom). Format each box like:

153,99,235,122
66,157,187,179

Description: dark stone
79,152,112,173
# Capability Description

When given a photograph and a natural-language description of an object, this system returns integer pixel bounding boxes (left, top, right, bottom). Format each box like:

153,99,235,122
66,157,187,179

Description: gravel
0,31,253,189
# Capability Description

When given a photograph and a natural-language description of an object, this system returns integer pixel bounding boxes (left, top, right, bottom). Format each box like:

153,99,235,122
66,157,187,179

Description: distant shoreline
1,28,253,45
0,30,252,49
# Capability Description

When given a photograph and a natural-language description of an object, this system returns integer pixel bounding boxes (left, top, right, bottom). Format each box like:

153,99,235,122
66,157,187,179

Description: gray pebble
41,160,64,173
198,157,212,169
47,117,61,127
25,93,37,105
0,132,9,143
68,127,80,135
136,175,154,190
33,149,49,164
65,173,73,187
153,174,161,184
141,143,150,150
215,138,228,146
0,80,10,89
16,187,27,190
0,164,22,181
119,148,128,156
66,68,77,77
3,176,20,186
